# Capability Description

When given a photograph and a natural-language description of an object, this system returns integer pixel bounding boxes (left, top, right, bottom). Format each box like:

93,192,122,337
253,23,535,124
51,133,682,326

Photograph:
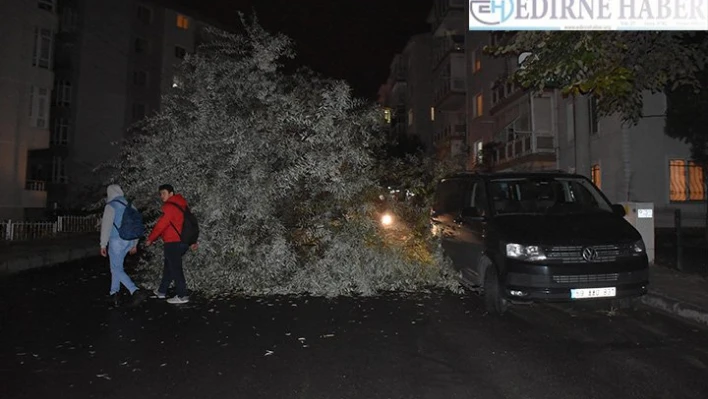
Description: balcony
25,180,46,191
23,181,48,208
441,123,466,140
492,131,557,171
431,0,467,36
432,35,465,69
26,128,51,150
434,76,466,110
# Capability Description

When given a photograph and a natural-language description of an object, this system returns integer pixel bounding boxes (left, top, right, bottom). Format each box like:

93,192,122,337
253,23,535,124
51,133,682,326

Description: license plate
570,287,616,299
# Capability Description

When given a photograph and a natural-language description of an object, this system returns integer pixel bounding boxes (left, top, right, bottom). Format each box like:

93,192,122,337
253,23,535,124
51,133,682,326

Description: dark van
431,171,649,314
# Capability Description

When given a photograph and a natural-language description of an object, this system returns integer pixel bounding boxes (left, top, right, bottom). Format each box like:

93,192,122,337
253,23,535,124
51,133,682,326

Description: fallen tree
111,17,460,297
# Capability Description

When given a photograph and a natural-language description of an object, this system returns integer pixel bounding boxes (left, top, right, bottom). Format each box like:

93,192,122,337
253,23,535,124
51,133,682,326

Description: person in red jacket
145,184,196,304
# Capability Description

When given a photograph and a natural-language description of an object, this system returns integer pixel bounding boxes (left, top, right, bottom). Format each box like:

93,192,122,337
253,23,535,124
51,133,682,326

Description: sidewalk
641,264,708,328
0,233,99,275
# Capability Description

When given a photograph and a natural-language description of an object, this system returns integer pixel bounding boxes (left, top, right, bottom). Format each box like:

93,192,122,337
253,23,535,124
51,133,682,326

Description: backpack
167,203,200,245
109,199,146,240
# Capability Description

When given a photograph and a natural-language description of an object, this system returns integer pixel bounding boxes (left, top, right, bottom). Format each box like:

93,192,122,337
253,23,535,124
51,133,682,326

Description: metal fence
1,215,100,241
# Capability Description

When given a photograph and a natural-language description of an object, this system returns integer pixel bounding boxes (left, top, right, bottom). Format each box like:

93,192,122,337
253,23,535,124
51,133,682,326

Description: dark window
135,38,148,54
137,4,152,24
175,46,187,59
132,103,146,121
433,179,467,215
133,70,148,86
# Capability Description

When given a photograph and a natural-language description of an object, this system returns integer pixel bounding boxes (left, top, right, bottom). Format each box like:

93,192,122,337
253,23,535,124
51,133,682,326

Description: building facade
557,92,706,227
34,0,210,210
378,34,434,155
428,0,467,159
0,0,59,220
464,29,705,227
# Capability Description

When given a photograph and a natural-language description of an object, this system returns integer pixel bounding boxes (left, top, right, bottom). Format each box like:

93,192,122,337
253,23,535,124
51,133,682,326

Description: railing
25,180,46,191
1,215,100,241
441,123,466,139
432,35,464,67
431,0,467,33
494,131,555,163
434,76,466,103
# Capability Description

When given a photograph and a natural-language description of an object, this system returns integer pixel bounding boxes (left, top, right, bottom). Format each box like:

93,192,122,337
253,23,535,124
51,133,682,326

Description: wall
0,1,56,219
558,92,704,227
404,33,434,153
68,0,133,204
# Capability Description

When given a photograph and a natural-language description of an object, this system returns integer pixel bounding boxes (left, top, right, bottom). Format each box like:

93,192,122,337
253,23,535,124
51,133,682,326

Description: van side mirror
611,204,626,217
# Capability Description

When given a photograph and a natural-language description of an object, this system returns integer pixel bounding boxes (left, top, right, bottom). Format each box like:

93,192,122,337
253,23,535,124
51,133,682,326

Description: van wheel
483,266,508,315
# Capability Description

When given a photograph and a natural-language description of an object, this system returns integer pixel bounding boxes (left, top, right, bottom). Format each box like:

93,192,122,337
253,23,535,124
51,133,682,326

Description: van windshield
488,177,613,215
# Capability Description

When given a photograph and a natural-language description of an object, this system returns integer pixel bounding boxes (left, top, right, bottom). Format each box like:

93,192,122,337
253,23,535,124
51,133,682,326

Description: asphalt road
1,258,707,399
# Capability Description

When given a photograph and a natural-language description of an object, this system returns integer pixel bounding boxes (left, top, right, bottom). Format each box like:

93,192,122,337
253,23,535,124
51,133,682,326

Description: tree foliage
665,33,708,165
110,17,459,297
487,32,708,124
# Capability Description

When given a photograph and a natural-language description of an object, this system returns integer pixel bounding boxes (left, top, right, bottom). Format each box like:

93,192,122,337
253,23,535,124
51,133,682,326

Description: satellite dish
518,52,533,66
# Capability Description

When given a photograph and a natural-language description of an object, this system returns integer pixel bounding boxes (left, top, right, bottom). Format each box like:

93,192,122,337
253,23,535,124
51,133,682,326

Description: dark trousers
158,242,189,297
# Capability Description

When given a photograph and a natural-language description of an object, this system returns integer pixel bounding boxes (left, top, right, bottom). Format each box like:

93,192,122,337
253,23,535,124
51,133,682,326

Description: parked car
431,171,649,315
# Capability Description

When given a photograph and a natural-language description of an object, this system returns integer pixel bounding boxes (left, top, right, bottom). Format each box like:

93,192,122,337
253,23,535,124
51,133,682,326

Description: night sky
162,0,433,100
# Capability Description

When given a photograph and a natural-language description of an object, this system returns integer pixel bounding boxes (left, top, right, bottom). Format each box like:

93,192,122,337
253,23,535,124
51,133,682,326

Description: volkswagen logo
582,247,598,262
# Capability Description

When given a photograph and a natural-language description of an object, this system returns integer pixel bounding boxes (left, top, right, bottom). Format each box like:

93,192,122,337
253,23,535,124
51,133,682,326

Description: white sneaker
153,289,166,299
167,296,189,304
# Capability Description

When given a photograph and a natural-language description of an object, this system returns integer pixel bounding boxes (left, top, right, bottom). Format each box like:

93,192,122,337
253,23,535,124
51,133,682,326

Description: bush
111,16,461,298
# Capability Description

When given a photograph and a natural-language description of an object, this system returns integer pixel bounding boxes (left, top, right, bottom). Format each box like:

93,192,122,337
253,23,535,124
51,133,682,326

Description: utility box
621,202,655,264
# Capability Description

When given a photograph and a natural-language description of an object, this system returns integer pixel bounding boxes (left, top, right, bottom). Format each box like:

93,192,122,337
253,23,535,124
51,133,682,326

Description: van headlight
506,243,547,261
632,240,646,254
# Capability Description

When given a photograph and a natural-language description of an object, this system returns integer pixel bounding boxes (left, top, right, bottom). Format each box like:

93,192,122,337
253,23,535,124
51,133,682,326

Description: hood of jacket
166,194,188,208
106,184,124,202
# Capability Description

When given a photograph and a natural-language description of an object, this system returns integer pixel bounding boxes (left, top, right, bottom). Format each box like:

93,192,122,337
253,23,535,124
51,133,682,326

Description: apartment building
0,0,59,220
466,31,558,173
557,92,705,227
428,0,467,159
28,0,213,210
378,34,434,154
465,30,704,227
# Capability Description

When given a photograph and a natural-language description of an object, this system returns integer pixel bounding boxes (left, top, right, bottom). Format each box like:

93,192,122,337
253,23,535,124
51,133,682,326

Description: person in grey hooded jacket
100,184,147,307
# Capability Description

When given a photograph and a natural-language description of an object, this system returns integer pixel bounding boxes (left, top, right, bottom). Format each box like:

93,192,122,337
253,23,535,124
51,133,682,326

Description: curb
0,245,97,276
641,291,708,328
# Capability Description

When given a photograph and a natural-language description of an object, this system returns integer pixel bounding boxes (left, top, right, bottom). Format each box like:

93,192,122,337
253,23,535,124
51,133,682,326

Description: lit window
670,160,705,202
472,48,482,72
474,94,483,117
430,107,435,121
383,108,391,124
177,14,190,29
474,141,483,164
591,164,601,189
